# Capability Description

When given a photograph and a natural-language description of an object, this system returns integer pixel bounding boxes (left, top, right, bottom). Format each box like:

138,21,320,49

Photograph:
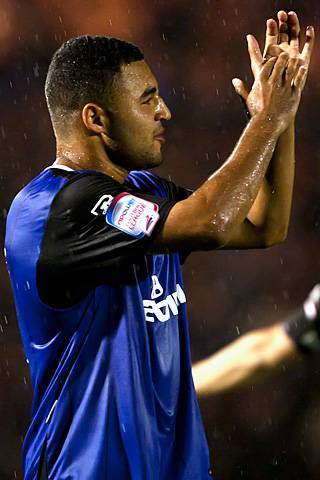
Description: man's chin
147,152,163,169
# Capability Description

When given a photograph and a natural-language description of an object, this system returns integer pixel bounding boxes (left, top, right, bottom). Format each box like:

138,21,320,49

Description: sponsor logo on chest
143,275,186,323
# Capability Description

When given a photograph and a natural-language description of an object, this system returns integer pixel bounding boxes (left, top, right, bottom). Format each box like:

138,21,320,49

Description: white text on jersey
143,276,186,323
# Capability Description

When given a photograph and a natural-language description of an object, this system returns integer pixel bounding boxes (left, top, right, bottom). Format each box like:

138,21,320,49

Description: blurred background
1,0,320,478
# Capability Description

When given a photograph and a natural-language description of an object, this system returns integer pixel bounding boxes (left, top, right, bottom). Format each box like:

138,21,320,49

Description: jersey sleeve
37,172,177,307
159,178,193,202
125,170,193,265
125,170,192,202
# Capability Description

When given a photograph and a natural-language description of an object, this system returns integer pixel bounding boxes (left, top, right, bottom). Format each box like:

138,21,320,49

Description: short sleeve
125,170,192,202
126,170,193,265
159,178,193,202
37,171,177,307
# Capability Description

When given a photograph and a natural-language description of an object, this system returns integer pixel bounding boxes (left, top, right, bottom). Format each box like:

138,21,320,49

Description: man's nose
155,98,172,121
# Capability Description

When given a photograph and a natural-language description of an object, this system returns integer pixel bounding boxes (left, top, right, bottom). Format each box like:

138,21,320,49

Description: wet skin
107,60,172,171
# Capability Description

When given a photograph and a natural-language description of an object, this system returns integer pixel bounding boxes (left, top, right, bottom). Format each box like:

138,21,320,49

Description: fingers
293,65,308,90
288,11,300,51
268,54,308,92
232,78,250,116
260,56,278,80
264,44,283,60
269,52,289,83
285,57,299,84
301,25,315,66
278,10,289,44
246,34,263,78
263,18,278,58
232,78,249,101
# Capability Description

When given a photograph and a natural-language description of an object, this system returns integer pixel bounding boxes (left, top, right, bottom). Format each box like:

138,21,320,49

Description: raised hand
232,11,315,117
265,12,313,66
247,52,307,133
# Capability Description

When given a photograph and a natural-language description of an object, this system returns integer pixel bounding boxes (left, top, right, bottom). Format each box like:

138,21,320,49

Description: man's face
107,60,171,170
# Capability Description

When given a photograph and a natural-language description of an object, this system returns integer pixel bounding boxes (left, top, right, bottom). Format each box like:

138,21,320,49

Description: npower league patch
107,193,159,237
92,193,160,238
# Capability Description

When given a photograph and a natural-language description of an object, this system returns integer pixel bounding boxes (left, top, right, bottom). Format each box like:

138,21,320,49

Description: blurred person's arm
229,12,314,248
193,285,320,397
193,324,296,396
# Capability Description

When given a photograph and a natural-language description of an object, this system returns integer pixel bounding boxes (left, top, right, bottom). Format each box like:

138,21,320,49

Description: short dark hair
45,35,144,127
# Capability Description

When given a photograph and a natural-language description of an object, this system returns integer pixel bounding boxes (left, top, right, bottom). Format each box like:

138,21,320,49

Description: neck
54,138,129,184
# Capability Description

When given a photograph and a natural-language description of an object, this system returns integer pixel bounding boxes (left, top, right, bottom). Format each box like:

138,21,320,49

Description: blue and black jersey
5,166,212,480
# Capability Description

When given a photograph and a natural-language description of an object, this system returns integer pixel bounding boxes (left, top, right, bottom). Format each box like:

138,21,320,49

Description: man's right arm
153,54,307,252
233,13,314,250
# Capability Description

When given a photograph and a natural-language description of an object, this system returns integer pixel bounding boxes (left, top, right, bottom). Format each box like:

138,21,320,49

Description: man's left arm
224,11,314,249
246,120,295,246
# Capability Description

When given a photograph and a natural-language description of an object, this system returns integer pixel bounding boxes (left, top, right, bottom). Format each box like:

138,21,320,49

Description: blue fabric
5,168,212,479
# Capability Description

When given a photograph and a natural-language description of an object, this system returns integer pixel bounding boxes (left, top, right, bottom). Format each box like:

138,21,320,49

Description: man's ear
82,103,118,149
82,103,110,135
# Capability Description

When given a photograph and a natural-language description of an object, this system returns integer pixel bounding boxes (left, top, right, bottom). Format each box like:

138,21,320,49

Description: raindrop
1,125,6,139
33,64,40,78
282,290,289,300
